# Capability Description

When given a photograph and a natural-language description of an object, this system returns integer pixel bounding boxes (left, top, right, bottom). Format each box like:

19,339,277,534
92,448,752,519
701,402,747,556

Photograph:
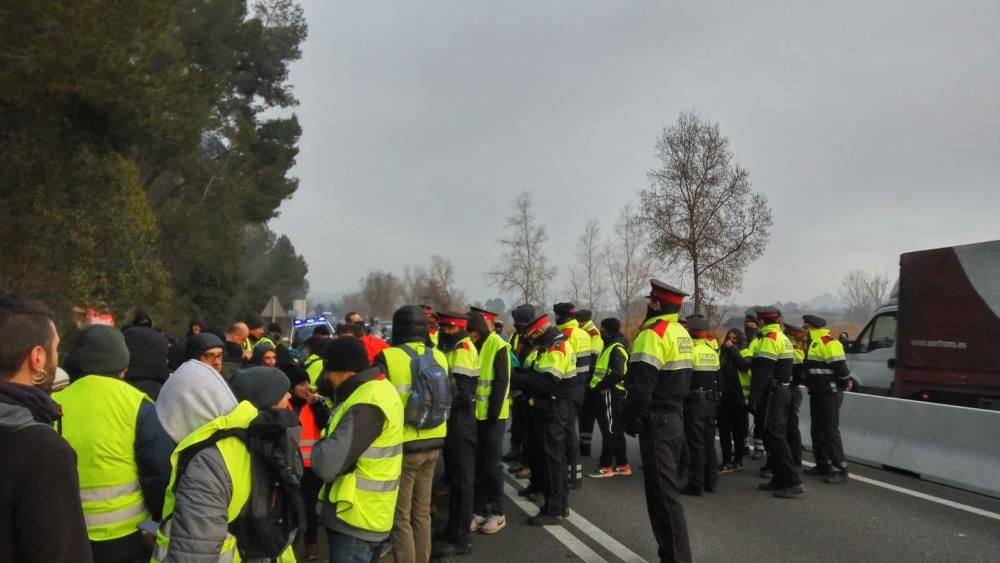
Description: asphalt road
296,432,1000,562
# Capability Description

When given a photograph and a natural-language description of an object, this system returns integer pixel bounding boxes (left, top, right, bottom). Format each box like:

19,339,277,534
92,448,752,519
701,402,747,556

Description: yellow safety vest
691,339,720,388
590,341,628,391
628,313,694,396
54,376,151,541
556,319,591,377
445,336,480,379
152,402,257,563
305,353,325,386
476,331,511,420
381,342,449,443
738,348,752,403
321,377,403,533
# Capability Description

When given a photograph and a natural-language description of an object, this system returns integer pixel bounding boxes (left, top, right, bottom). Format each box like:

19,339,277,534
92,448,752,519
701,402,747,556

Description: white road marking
801,461,1000,522
501,482,608,563
502,464,649,562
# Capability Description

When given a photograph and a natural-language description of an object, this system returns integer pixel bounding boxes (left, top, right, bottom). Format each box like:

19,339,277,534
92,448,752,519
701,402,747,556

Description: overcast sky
270,0,1000,308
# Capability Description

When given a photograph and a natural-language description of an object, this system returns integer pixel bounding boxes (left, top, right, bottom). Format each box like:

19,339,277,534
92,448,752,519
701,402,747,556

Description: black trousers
509,394,531,461
542,399,572,515
787,386,803,466
566,381,584,486
638,410,692,563
717,392,748,465
444,406,478,542
528,404,546,491
300,468,323,544
474,419,506,516
762,385,801,488
90,532,151,563
683,396,719,491
809,391,847,471
596,388,628,468
579,386,602,456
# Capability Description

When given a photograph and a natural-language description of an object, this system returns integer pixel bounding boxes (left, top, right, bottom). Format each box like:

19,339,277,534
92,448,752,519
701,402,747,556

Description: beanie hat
600,317,622,335
283,364,311,388
575,309,593,324
391,305,429,344
324,337,370,373
467,312,489,337
511,304,537,330
230,367,290,409
553,302,577,323
123,326,169,383
69,325,130,376
244,311,265,330
186,333,225,360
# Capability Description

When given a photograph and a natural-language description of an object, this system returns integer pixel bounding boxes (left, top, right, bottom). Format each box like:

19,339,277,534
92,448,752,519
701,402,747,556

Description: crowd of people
0,280,850,563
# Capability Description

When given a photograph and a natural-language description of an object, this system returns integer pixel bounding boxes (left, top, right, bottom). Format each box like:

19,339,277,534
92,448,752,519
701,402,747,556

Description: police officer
623,279,693,562
784,322,807,467
681,317,720,496
515,313,575,525
433,312,479,557
802,315,851,484
750,307,805,499
504,304,537,479
575,309,604,459
553,302,591,488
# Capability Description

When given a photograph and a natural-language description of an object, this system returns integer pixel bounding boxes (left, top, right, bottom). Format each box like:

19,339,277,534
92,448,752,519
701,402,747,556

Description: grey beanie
70,325,130,376
230,367,290,409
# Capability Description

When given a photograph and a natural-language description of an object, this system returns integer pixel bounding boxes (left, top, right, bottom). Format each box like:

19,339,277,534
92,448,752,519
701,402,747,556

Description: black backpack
174,408,304,559
399,345,452,429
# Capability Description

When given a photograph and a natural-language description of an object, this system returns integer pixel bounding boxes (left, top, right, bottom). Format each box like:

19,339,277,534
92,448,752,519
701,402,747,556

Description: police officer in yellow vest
575,309,604,462
503,304,537,477
552,302,590,489
783,322,808,468
373,305,449,563
750,307,805,499
432,312,480,557
467,307,511,535
312,336,404,562
623,279,693,563
55,325,174,563
586,317,631,479
802,314,851,484
680,318,721,496
513,312,576,526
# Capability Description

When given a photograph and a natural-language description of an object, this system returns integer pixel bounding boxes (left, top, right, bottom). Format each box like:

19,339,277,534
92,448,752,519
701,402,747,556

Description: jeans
327,529,380,563
474,418,506,516
391,448,440,563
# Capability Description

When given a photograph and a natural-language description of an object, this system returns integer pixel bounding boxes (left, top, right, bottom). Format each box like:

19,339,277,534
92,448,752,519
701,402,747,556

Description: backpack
399,345,452,429
174,408,304,559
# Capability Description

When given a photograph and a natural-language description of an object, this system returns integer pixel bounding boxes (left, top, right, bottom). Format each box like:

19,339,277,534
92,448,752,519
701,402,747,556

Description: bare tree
359,271,403,319
567,220,607,312
639,112,772,314
401,256,465,311
487,192,557,306
605,205,655,326
839,270,890,323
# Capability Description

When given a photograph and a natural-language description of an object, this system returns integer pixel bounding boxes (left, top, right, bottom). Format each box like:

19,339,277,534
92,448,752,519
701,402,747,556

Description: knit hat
186,333,225,359
553,302,577,323
575,309,593,324
68,325,130,376
230,367,290,409
467,312,490,337
244,311,265,330
600,317,622,335
511,304,536,331
323,337,370,373
283,364,311,388
123,326,169,383
391,305,428,344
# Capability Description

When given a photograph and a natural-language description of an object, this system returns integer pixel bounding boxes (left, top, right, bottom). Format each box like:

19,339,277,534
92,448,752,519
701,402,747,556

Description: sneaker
588,467,615,478
479,514,507,534
515,467,531,479
613,464,633,476
470,514,487,532
774,484,806,499
506,462,524,473
731,462,745,472
718,464,734,474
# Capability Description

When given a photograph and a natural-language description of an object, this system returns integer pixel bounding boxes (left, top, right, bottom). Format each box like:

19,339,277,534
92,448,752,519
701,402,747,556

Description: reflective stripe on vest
322,377,404,533
476,332,511,420
382,343,448,443
297,402,320,468
590,342,628,390
152,401,257,563
446,337,480,379
53,376,151,541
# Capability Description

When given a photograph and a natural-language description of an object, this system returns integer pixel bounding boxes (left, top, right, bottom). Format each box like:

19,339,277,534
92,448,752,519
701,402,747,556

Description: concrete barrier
798,389,1000,497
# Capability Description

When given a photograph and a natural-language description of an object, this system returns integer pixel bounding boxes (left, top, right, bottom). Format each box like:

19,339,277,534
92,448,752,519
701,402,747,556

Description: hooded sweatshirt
155,360,256,563
0,386,93,563
124,326,170,399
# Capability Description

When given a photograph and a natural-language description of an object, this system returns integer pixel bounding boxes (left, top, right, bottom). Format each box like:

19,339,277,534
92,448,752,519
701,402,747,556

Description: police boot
680,483,703,496
432,539,473,558
757,481,781,491
804,465,831,476
824,471,848,484
527,512,563,526
759,468,773,480
773,484,807,499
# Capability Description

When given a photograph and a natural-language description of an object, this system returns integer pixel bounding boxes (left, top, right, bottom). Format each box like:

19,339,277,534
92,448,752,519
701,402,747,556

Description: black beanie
186,333,225,360
511,304,536,330
553,302,576,323
283,364,311,388
575,309,593,324
244,311,265,330
391,305,428,344
467,312,489,337
230,367,290,409
68,325,130,376
600,317,622,335
324,337,370,373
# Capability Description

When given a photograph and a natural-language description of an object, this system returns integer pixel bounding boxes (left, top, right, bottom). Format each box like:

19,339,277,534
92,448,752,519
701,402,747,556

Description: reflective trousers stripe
84,502,148,528
356,475,400,492
808,368,835,375
80,481,141,502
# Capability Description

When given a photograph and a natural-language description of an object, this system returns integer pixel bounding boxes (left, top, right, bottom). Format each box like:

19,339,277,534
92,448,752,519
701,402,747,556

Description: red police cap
526,313,550,333
469,306,498,322
648,279,688,305
437,311,468,328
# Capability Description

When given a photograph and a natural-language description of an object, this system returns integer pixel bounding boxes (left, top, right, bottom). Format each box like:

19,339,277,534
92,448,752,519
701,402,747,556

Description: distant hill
803,292,843,311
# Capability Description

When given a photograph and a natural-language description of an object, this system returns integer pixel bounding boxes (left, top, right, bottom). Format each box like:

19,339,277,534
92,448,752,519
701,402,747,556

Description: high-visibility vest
296,403,321,468
304,354,324,386
691,339,720,389
804,327,848,392
428,329,439,348
321,377,403,533
738,348,752,403
557,319,592,377
590,341,628,391
381,342,449,443
628,313,694,397
445,336,479,379
152,401,257,563
54,376,151,541
476,331,511,420
253,336,276,350
580,320,605,357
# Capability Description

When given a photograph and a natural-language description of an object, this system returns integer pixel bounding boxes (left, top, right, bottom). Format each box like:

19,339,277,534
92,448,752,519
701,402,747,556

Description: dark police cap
754,306,781,320
574,309,593,323
648,279,688,304
468,306,498,321
686,317,709,332
802,315,827,328
552,302,577,317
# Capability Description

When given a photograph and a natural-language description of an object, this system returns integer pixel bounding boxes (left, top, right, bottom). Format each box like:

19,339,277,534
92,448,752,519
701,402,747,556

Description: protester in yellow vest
55,325,174,563
586,317,631,479
373,305,449,563
313,336,404,562
467,307,511,536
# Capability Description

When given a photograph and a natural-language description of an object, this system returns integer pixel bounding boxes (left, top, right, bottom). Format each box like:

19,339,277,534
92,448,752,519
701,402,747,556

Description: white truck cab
846,290,898,394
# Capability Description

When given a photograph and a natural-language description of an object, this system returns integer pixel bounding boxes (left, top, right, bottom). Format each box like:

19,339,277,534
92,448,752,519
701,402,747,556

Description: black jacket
123,326,170,400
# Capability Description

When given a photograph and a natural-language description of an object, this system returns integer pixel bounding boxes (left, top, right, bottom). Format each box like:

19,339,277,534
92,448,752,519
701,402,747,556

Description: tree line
0,0,310,334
